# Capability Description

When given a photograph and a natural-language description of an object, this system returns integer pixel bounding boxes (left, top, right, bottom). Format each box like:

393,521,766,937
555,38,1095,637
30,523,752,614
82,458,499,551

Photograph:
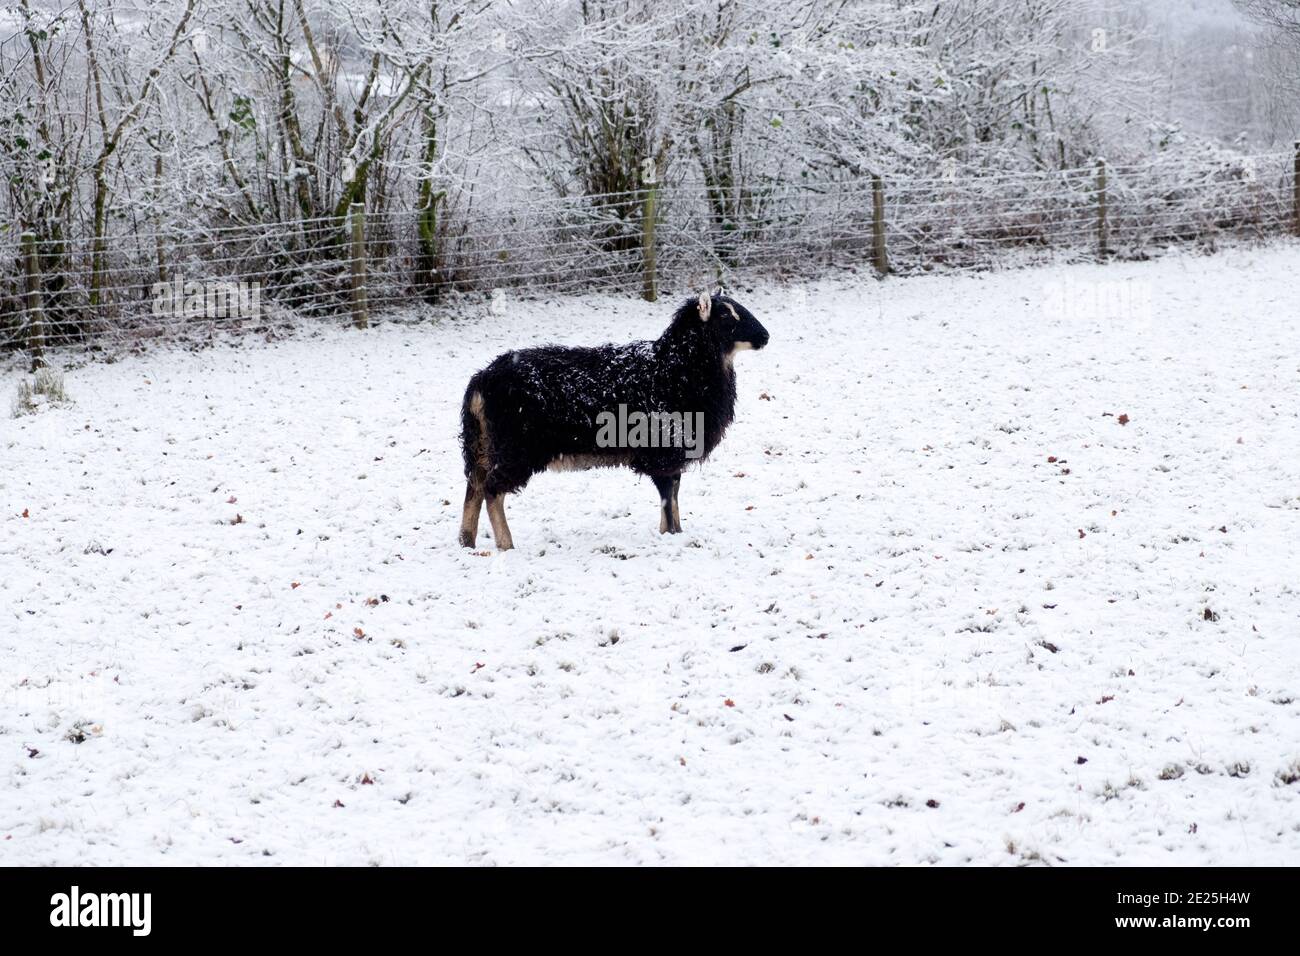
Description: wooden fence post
21,231,45,370
349,201,368,329
871,174,889,276
641,158,658,302
1096,158,1109,259
1293,140,1299,238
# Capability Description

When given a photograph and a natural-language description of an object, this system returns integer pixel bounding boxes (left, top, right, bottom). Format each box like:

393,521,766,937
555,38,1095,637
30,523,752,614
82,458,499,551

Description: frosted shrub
12,367,71,417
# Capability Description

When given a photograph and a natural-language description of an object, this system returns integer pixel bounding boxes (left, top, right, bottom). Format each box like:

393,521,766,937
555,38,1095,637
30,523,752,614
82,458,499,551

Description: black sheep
459,292,770,549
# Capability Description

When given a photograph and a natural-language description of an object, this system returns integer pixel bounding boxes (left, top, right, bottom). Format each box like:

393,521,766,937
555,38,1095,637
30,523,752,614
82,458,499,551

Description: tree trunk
89,155,110,310
416,112,446,303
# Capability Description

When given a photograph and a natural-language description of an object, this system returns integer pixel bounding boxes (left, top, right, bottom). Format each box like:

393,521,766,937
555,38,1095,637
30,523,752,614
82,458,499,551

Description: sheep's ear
697,292,711,322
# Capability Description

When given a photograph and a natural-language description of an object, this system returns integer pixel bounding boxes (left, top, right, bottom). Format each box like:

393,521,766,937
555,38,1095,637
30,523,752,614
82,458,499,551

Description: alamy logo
595,404,706,459
152,276,261,319
49,886,151,936
1041,278,1152,324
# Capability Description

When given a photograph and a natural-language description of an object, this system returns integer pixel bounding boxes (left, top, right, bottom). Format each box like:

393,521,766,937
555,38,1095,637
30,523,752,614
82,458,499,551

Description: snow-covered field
3,244,1299,866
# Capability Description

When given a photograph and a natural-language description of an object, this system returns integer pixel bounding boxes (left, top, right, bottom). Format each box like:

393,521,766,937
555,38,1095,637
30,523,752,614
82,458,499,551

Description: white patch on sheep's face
723,341,754,370
697,293,711,322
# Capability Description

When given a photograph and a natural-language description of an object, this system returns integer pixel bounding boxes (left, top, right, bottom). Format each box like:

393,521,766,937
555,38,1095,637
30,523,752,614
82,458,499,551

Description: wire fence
2,147,1297,361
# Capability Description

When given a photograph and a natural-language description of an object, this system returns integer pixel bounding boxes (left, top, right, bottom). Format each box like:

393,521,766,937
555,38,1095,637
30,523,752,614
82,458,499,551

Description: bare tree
76,0,197,306
1236,0,1300,35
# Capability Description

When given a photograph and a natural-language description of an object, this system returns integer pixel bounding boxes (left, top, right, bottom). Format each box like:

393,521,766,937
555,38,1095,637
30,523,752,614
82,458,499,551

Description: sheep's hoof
458,530,476,548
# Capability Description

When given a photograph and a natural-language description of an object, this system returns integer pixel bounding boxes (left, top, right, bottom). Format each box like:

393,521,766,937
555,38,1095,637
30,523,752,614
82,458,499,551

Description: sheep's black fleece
461,294,767,497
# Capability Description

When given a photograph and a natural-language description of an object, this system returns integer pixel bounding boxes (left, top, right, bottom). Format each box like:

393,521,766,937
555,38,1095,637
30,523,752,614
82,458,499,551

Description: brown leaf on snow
1117,413,1130,425
1078,528,1086,539
724,698,735,708
21,508,30,518
353,627,366,639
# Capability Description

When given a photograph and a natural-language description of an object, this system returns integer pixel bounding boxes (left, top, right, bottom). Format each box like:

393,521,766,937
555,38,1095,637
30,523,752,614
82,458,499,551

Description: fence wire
1,150,1295,357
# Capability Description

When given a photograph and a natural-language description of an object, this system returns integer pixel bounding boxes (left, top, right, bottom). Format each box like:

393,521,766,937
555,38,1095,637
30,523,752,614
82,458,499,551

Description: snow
3,243,1299,866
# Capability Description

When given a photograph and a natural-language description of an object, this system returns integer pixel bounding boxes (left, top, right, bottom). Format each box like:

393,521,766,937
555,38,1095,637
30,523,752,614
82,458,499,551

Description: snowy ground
3,243,1300,866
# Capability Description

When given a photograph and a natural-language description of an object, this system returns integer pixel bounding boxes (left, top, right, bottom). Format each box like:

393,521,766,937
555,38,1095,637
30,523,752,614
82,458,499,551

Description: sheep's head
674,292,770,355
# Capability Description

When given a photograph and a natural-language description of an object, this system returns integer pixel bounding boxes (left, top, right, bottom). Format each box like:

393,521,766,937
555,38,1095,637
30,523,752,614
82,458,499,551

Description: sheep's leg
485,493,514,551
458,478,484,548
652,475,679,534
670,475,683,533
462,389,498,549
